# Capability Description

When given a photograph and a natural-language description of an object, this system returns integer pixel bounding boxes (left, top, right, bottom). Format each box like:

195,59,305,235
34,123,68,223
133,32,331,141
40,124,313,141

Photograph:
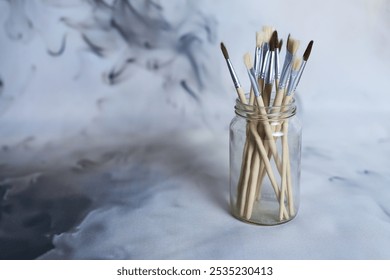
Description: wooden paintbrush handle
238,134,254,216
248,123,288,218
244,140,261,219
256,97,283,174
279,122,289,220
236,87,248,104
236,128,251,215
263,83,273,107
286,141,295,216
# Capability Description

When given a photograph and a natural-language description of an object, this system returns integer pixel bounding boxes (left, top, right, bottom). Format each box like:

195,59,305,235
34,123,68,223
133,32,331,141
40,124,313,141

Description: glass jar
229,97,301,225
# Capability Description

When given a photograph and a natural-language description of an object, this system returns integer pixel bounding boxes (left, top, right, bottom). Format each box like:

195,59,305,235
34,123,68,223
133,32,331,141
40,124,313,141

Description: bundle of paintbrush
221,26,313,223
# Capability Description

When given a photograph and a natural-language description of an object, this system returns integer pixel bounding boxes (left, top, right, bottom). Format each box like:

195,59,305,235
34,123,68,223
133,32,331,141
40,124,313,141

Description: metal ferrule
254,46,261,76
266,51,275,84
247,68,261,97
275,50,280,80
226,59,241,88
292,60,307,93
286,68,299,96
257,46,264,78
262,42,269,61
260,50,270,80
279,51,293,89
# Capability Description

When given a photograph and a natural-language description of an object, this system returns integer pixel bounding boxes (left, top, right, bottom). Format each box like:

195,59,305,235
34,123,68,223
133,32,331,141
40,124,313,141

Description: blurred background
0,0,389,259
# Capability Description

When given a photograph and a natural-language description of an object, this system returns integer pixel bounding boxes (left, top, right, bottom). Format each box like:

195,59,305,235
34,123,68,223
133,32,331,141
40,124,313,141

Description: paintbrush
274,32,281,92
281,43,313,217
251,31,265,105
281,55,310,217
263,31,278,107
220,42,248,104
278,57,301,217
221,42,254,216
280,47,311,217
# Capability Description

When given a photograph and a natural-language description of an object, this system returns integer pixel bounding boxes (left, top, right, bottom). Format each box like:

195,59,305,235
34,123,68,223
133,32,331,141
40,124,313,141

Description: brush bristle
269,32,276,51
273,30,278,44
303,40,314,61
292,57,302,71
243,52,252,70
287,37,300,55
220,42,229,59
278,39,283,51
262,25,274,42
256,31,264,47
286,34,290,49
271,30,278,51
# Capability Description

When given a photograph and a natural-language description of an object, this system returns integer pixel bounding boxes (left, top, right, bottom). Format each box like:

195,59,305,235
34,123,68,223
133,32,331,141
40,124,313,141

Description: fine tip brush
220,42,248,104
283,42,313,216
293,40,313,93
303,40,314,61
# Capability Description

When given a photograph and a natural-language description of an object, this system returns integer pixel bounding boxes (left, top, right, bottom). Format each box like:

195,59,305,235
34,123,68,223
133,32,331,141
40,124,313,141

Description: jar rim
234,96,296,120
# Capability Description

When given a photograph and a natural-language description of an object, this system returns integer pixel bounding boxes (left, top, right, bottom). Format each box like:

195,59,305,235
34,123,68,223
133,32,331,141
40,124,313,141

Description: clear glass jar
229,97,301,225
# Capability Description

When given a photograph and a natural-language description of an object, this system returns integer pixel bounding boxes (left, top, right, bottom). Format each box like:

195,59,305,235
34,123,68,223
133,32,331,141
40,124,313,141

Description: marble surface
0,0,390,259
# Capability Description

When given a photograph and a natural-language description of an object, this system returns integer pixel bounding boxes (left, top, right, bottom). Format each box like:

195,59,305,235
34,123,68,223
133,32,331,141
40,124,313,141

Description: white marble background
0,0,389,259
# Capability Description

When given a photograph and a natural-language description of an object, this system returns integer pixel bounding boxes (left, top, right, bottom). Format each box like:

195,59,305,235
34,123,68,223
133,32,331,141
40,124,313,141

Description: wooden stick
236,127,249,211
281,94,295,216
255,37,301,204
248,123,288,218
279,121,289,220
285,136,295,216
255,87,287,192
244,52,289,219
263,84,273,107
244,131,261,219
238,132,255,216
